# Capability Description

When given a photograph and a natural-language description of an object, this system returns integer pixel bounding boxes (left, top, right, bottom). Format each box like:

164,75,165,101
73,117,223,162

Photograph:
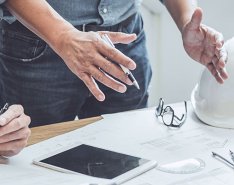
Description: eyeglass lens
162,106,174,126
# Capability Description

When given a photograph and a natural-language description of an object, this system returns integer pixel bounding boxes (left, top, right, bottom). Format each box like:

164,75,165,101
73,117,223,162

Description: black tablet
33,143,157,184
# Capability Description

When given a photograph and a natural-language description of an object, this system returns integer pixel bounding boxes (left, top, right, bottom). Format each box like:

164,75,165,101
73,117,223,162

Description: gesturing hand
0,105,31,157
182,8,228,83
56,30,137,101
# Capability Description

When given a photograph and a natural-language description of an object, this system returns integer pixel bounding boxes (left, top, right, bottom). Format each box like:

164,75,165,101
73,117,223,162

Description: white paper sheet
0,165,114,185
1,102,234,185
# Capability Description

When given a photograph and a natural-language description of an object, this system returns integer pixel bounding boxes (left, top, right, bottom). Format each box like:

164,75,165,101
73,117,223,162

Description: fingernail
118,85,127,93
129,62,136,70
98,95,105,101
0,117,6,126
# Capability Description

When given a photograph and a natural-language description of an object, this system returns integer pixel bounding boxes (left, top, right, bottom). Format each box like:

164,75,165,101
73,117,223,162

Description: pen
0,103,9,115
0,103,9,127
229,150,234,162
212,151,234,168
101,34,140,90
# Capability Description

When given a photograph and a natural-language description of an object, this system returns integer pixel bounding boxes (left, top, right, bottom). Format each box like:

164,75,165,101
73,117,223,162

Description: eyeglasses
155,98,187,128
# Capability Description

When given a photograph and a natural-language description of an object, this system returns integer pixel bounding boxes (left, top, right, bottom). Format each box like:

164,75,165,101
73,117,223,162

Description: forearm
5,0,75,52
163,0,197,32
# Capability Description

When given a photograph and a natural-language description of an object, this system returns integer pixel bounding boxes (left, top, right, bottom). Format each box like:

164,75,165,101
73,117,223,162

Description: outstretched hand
56,30,137,101
182,8,228,83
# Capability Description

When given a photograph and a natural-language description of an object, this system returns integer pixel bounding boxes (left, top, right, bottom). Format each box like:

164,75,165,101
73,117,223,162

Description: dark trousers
0,13,152,127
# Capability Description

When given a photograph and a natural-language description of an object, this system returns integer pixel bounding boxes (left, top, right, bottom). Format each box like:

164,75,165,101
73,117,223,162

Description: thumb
188,7,203,30
99,31,137,44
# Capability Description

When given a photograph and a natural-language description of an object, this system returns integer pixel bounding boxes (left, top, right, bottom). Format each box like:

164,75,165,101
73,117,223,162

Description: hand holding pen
101,34,140,90
0,104,31,157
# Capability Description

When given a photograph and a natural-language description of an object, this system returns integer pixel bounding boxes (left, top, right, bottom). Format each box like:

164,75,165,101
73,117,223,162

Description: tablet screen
40,144,149,179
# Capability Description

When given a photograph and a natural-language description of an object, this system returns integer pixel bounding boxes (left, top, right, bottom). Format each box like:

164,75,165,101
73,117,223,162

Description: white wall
141,0,234,106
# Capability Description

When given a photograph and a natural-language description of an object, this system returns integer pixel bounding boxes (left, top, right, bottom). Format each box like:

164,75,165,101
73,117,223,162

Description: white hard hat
191,38,234,129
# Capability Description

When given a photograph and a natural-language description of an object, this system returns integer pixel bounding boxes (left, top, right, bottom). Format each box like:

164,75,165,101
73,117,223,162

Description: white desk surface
1,102,234,185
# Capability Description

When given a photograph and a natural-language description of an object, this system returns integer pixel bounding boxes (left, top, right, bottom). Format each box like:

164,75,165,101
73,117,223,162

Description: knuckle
17,105,24,112
0,126,7,136
8,109,18,118
7,150,19,157
80,59,92,68
1,143,23,157
27,129,31,138
92,36,102,47
21,128,31,139
7,147,19,157
23,114,31,125
21,139,28,148
10,104,24,113
86,53,97,64
103,61,112,71
14,119,21,129
108,49,118,59
26,115,31,125
78,72,88,81
94,73,104,82
15,140,26,149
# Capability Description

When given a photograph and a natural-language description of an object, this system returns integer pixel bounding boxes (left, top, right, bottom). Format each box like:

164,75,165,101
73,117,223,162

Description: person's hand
0,105,31,157
182,8,228,83
55,30,137,101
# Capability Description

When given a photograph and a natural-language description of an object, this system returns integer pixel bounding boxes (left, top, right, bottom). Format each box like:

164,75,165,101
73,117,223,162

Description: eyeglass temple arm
172,101,187,122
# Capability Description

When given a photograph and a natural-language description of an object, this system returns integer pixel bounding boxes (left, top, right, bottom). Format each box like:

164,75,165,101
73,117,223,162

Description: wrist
47,22,76,53
179,15,191,33
163,0,197,33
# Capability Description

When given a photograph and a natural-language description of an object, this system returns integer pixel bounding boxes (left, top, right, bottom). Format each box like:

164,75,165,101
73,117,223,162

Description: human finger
0,127,31,144
0,105,24,126
188,8,203,30
97,41,136,70
214,32,224,49
206,62,224,84
215,47,227,68
212,56,228,80
99,31,137,44
88,66,127,93
0,113,30,137
94,53,132,85
79,73,105,101
0,138,28,157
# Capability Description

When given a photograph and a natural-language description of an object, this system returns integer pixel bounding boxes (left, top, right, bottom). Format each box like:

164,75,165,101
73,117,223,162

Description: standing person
0,0,228,127
0,104,31,157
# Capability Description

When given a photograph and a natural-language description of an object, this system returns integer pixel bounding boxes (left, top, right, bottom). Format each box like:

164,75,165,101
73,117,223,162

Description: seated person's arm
5,0,137,101
0,105,31,157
